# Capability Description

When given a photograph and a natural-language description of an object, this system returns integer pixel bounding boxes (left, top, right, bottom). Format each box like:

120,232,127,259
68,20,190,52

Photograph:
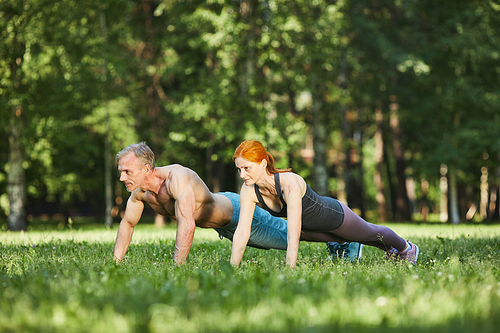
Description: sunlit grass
1,223,500,332
0,224,219,245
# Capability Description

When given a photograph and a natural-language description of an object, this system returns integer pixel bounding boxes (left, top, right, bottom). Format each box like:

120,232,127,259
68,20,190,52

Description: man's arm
113,193,145,263
169,171,198,265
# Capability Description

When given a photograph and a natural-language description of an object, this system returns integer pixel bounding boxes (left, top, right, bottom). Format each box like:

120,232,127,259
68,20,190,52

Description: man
113,142,361,265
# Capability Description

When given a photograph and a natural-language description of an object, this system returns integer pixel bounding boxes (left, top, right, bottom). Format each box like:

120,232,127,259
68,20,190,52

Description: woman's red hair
233,140,291,175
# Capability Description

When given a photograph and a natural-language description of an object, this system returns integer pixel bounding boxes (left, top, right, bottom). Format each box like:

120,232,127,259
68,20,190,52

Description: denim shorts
215,192,287,250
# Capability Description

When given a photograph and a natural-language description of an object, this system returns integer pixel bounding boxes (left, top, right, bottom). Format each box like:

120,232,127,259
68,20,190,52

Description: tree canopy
1,0,499,229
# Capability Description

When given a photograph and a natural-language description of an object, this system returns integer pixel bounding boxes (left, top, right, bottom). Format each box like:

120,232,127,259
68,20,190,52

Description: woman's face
234,157,267,186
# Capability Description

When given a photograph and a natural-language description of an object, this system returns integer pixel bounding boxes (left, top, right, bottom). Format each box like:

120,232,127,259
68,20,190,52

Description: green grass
1,223,500,332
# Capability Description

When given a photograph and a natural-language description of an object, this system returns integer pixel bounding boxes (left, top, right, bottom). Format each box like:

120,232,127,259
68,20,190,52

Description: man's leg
215,192,287,250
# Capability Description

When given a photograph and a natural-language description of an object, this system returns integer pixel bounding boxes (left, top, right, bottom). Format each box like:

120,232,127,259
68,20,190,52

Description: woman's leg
299,230,348,243
331,202,407,252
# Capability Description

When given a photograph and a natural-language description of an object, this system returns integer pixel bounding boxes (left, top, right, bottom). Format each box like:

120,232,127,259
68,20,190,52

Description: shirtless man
113,142,289,265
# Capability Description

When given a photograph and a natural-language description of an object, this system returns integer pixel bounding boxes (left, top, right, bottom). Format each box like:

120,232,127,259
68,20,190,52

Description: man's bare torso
133,164,233,228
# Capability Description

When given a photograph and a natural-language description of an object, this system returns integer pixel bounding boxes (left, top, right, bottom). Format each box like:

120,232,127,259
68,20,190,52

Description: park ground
1,222,500,332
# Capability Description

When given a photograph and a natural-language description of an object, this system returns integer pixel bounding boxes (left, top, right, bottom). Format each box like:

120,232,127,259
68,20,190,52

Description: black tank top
254,173,344,231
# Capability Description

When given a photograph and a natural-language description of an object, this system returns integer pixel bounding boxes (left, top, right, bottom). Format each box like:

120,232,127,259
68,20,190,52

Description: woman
230,140,419,268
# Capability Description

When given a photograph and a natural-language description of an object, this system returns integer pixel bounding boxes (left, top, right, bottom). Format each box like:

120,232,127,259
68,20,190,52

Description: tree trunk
420,179,429,222
439,164,449,222
155,213,167,227
104,121,113,228
356,121,366,220
312,103,329,195
140,0,166,152
480,166,488,220
492,185,500,222
311,74,329,196
100,10,113,228
389,96,412,221
384,144,396,221
487,166,499,222
448,113,461,224
406,177,416,216
340,59,353,206
335,162,347,204
239,0,256,104
448,166,460,224
8,106,27,231
374,105,386,222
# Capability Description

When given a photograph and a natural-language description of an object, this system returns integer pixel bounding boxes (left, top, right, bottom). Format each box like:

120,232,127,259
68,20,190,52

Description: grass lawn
1,222,500,332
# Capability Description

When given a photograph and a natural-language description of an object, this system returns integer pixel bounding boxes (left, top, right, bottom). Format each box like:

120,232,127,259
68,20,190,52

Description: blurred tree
344,0,413,221
0,0,132,228
257,0,349,197
2,0,498,227
399,0,500,222
1,0,36,230
297,1,345,197
341,0,500,222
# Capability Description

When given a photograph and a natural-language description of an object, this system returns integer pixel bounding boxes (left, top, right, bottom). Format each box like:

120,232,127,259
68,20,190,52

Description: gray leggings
300,202,407,252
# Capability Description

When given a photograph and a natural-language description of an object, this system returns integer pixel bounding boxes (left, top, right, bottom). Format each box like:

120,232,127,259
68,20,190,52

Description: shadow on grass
0,215,171,231
255,314,500,333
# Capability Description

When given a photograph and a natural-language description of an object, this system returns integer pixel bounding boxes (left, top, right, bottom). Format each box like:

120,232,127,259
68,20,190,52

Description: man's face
118,153,147,192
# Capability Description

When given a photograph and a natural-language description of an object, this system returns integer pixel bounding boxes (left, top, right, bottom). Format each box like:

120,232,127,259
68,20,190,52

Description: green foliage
0,0,123,216
83,97,138,153
1,224,500,332
390,0,500,178
1,0,499,220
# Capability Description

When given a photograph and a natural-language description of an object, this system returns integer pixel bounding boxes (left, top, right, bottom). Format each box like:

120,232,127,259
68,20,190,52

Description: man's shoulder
157,164,208,194
157,164,197,179
130,188,147,202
